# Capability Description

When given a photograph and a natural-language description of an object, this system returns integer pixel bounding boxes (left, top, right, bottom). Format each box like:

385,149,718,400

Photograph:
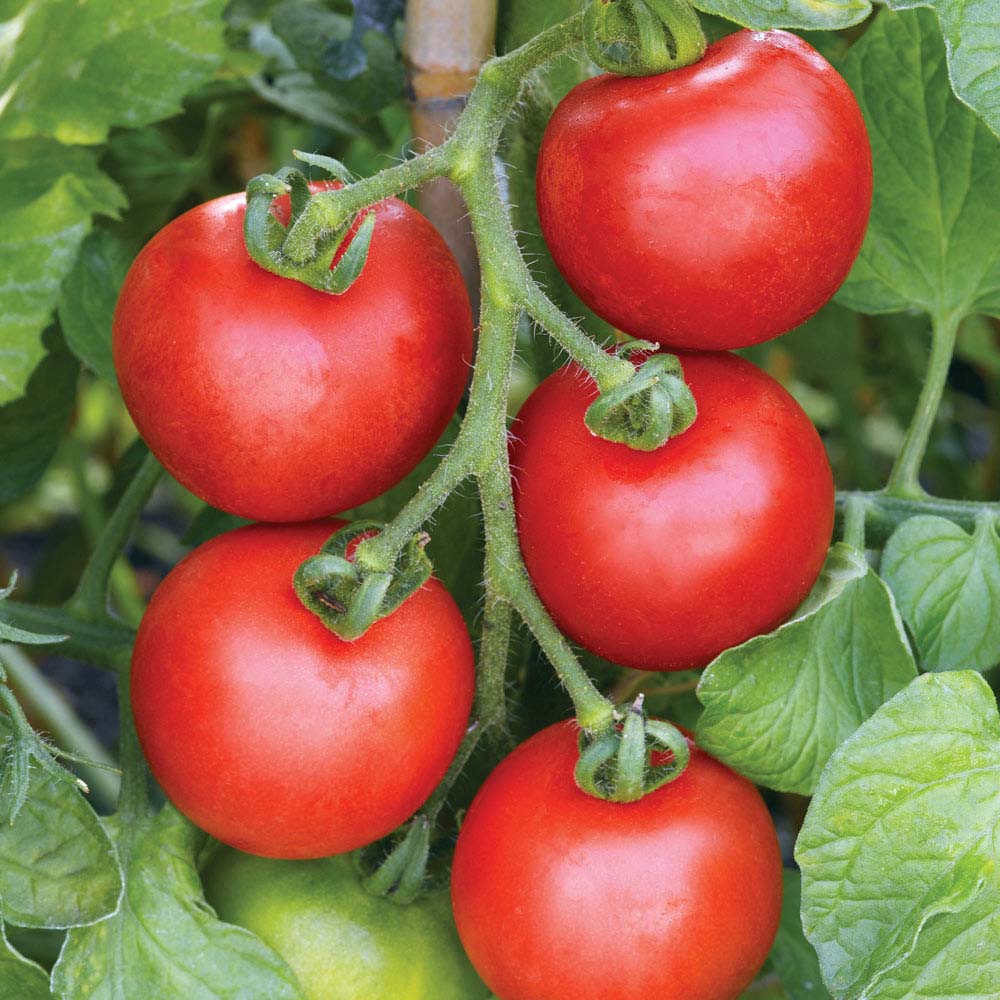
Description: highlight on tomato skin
451,721,783,1000
511,351,835,671
130,520,476,860
112,184,474,523
536,28,873,351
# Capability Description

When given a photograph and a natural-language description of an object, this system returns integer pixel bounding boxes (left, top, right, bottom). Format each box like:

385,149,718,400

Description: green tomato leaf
0,921,49,999
696,544,917,794
57,230,132,384
0,140,123,405
0,575,66,646
51,806,305,1000
884,0,1000,139
836,9,1000,320
797,671,1000,999
271,0,403,115
0,717,122,930
881,514,1000,672
769,870,826,998
0,328,79,505
0,0,228,145
690,0,868,32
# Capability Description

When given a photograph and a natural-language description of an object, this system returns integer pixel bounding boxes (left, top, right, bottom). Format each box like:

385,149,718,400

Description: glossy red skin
536,30,872,350
131,521,475,859
113,184,472,522
511,351,834,670
451,722,783,1000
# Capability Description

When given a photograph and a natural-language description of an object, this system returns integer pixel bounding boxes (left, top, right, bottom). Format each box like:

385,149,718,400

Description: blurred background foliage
1,0,999,794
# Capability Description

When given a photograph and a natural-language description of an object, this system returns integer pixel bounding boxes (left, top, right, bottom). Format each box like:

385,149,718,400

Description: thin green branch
836,489,1000,547
479,462,616,735
65,439,148,627
841,494,869,551
282,145,454,262
885,312,961,499
66,449,163,623
115,652,149,824
522,284,636,392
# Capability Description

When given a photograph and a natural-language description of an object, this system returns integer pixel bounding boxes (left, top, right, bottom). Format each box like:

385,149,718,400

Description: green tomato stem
115,646,150,826
884,312,960,500
65,439,147,626
65,449,162,624
835,489,998,546
841,494,869,551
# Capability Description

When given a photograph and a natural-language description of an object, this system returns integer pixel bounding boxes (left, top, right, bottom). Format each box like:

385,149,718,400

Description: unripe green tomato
203,850,488,1000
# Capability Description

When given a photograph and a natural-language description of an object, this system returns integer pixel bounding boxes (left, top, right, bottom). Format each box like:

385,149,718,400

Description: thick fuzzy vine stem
246,13,630,743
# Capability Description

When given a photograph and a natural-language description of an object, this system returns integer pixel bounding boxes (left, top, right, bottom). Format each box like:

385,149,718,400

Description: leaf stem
835,489,1000,546
115,650,149,824
842,494,869,551
66,449,162,623
884,312,960,499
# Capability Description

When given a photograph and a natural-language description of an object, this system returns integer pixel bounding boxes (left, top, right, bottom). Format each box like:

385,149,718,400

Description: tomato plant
512,351,834,670
2,1,1000,999
113,185,473,522
203,848,488,999
451,722,782,1000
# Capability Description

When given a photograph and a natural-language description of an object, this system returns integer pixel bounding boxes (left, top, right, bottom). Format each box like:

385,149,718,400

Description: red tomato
451,721,783,1000
113,184,472,522
131,520,475,859
511,351,833,670
536,30,872,350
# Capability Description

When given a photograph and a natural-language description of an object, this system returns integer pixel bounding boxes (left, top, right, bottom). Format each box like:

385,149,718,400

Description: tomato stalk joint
574,697,691,802
293,521,432,641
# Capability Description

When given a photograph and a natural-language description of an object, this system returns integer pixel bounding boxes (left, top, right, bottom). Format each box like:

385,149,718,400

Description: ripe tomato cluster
114,28,869,1000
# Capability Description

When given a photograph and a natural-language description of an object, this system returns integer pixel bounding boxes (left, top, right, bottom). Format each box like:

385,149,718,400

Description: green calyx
293,521,432,641
243,151,375,295
574,698,691,802
586,352,697,450
583,0,707,76
357,814,434,905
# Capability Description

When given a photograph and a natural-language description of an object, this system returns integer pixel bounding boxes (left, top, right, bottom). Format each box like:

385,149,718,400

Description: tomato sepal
294,521,433,641
584,353,696,450
356,813,434,905
574,698,691,802
243,167,375,296
583,0,706,77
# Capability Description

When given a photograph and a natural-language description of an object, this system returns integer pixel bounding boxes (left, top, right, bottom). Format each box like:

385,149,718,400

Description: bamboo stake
404,0,499,315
